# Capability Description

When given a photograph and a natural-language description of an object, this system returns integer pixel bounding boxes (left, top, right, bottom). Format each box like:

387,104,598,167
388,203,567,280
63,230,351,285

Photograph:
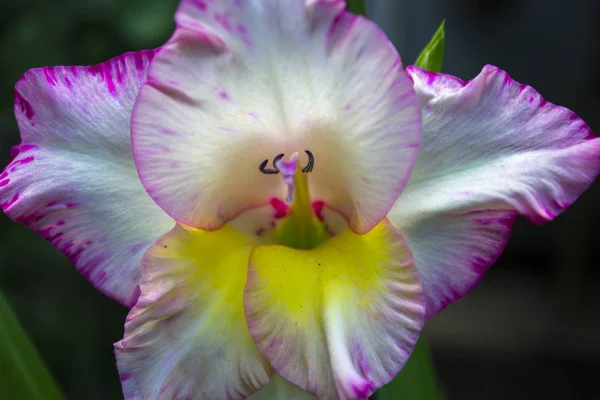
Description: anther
302,150,314,173
259,151,314,175
259,153,284,175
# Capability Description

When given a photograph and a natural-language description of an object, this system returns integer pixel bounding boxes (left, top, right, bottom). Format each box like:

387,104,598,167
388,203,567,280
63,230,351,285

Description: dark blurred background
0,0,599,399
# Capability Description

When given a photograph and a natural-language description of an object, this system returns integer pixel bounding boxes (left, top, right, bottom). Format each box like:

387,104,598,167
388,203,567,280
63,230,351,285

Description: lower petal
244,219,425,399
115,224,272,399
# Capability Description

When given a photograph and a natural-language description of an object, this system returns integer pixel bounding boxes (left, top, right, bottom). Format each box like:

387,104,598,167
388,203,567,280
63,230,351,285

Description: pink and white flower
2,1,598,399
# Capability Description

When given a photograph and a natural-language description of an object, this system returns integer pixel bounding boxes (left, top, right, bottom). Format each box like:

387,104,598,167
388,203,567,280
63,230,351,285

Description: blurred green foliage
347,0,367,16
0,290,64,400
378,336,441,400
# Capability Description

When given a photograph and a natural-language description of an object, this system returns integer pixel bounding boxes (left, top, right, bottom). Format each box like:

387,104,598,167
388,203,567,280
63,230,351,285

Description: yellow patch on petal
255,221,393,319
245,219,425,399
116,224,273,400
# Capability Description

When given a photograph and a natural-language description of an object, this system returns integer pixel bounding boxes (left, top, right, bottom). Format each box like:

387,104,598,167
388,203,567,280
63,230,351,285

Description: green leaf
414,20,446,73
376,335,442,400
346,0,367,17
0,290,64,400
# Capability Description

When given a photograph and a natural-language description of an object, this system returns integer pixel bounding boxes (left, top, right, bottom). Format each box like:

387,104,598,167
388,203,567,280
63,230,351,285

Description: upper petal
132,0,421,233
115,224,272,400
388,65,600,316
1,51,174,306
244,219,425,399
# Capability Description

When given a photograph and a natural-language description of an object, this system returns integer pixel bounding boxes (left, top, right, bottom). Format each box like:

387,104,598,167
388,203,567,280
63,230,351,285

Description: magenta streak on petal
15,156,34,165
214,11,233,32
191,0,207,12
350,380,375,399
0,193,19,210
353,343,372,377
218,90,229,100
0,179,9,187
14,90,34,120
43,67,58,86
103,64,117,96
235,23,252,46
159,128,177,136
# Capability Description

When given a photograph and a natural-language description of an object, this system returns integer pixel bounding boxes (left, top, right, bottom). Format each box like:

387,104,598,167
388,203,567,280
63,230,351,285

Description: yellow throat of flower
273,159,326,250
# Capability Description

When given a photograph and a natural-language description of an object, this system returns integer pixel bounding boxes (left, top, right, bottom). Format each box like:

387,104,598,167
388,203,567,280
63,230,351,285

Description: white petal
131,0,421,233
388,65,600,316
1,51,173,306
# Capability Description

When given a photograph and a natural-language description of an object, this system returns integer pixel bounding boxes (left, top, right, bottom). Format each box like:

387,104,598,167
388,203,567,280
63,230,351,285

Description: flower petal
115,224,272,400
250,375,316,400
401,210,516,317
388,65,600,317
1,51,173,306
132,0,421,233
244,219,425,399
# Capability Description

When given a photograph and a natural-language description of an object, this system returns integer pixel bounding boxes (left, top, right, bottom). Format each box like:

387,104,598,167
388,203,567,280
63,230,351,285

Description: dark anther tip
302,150,314,173
259,156,281,175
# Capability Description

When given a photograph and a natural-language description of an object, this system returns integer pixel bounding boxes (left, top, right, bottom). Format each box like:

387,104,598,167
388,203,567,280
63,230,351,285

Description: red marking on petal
270,198,290,219
312,200,325,220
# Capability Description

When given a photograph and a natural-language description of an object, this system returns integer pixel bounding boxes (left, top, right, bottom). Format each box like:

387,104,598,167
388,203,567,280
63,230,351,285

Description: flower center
271,152,326,250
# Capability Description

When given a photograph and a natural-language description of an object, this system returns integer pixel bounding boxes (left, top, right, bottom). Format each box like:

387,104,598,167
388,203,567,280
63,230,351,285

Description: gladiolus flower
2,1,598,399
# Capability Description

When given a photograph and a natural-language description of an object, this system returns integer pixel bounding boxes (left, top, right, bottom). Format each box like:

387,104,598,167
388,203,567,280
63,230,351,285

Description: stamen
302,150,314,173
258,159,279,174
259,151,314,175
273,153,285,167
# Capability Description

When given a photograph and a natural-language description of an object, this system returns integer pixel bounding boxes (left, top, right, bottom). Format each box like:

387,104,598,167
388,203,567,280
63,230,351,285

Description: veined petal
132,0,421,233
1,51,173,306
250,375,316,400
401,210,516,316
389,65,600,317
115,224,272,400
244,219,425,399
